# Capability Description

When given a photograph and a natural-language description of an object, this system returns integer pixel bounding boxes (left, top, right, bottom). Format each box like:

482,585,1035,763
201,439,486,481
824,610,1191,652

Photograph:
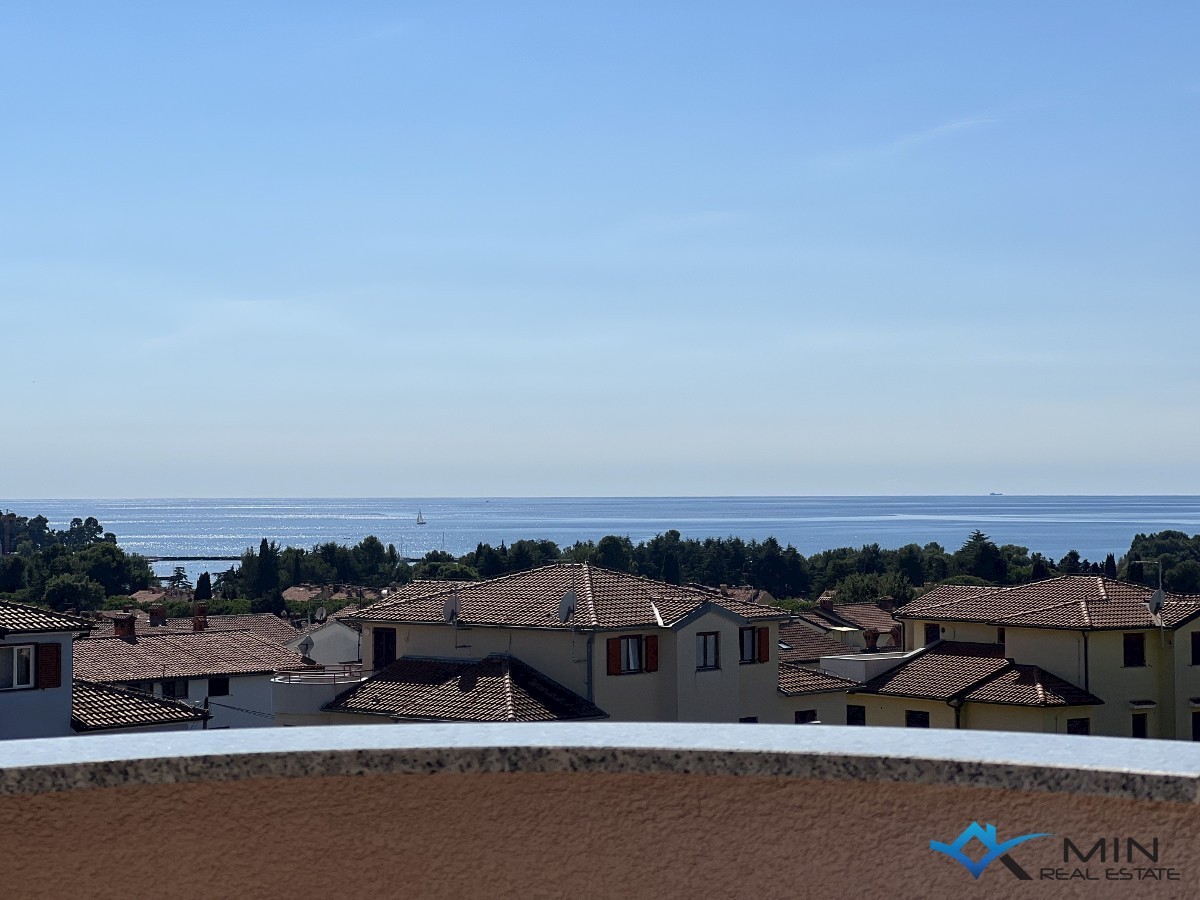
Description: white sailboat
416,509,426,525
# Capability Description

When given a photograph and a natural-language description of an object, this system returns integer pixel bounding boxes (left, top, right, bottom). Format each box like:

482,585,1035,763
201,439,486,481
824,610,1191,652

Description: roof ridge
579,563,599,627
501,656,516,721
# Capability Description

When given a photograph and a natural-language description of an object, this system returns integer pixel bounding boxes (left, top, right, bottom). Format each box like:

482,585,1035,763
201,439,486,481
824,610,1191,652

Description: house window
996,627,1005,648
1066,717,1091,735
739,716,759,723
739,626,769,663
740,627,756,663
161,679,188,699
795,709,818,724
905,710,930,728
209,677,230,697
0,645,34,691
1123,633,1146,668
1193,711,1200,742
621,635,642,673
924,623,941,646
606,635,658,675
696,632,720,670
1132,713,1148,739
1191,632,1200,666
847,705,866,726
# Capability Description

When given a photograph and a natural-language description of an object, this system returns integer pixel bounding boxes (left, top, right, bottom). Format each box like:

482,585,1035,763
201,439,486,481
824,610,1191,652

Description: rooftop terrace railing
3,725,1200,898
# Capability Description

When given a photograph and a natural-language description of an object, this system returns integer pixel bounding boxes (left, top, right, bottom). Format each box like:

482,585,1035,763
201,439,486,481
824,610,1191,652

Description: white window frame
620,636,642,673
696,632,720,670
0,644,35,691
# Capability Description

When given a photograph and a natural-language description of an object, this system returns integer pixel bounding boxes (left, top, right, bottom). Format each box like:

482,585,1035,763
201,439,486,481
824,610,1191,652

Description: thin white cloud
808,115,998,169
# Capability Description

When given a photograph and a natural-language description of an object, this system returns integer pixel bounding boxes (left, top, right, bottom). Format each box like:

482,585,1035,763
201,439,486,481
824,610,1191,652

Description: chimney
113,614,137,639
889,624,903,647
876,595,894,612
149,603,167,627
863,628,880,652
319,585,332,601
819,594,834,611
193,602,208,632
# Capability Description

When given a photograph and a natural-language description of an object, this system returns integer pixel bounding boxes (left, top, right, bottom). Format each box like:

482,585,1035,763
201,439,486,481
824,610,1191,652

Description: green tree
43,574,105,611
1058,550,1082,575
595,535,633,572
194,572,213,601
661,550,681,585
1103,553,1117,579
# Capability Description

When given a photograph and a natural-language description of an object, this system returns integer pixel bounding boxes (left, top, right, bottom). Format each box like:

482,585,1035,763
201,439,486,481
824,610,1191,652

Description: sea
9,496,1200,582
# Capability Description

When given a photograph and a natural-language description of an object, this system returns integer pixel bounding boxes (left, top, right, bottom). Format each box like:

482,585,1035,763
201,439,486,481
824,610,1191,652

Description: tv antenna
313,606,328,624
443,590,461,624
558,589,578,624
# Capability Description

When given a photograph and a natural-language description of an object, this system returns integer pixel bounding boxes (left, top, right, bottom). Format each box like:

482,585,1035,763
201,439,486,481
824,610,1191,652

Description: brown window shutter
756,627,770,663
37,642,62,689
644,635,659,672
606,637,621,675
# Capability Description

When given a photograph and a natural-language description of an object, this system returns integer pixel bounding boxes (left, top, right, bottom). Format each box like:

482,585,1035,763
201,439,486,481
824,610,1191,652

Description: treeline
214,536,413,614
9,507,1200,617
0,513,155,610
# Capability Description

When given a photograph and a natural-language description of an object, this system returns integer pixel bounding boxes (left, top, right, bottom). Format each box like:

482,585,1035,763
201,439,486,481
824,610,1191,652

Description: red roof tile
324,654,607,722
71,679,211,732
855,642,1010,701
777,663,858,696
777,623,857,663
85,613,302,644
809,602,899,633
896,576,1200,631
854,641,1101,708
73,631,314,681
0,600,92,635
963,665,1103,708
350,564,789,631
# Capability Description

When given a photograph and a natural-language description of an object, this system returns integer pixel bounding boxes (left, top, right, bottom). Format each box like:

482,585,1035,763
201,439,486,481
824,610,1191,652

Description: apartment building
861,575,1200,739
280,564,848,725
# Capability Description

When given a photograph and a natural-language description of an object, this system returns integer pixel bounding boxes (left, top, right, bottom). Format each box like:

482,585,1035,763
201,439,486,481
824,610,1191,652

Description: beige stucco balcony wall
2,725,1200,898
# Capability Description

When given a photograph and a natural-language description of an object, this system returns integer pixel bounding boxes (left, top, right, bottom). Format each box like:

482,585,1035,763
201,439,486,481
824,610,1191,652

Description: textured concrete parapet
2,725,1200,898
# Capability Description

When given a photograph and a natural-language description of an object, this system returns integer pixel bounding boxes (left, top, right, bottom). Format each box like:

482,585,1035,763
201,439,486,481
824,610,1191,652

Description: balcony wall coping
2,723,1199,802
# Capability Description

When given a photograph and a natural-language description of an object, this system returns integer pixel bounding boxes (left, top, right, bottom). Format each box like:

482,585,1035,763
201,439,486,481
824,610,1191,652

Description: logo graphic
931,822,1053,880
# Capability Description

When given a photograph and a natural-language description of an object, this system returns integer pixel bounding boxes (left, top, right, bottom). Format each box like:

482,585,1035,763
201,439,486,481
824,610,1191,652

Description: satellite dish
298,635,315,657
314,606,328,623
443,591,461,623
1149,589,1164,615
558,589,578,624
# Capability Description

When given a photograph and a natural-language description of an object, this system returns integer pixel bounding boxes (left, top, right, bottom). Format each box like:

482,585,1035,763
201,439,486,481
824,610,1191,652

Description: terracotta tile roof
280,584,386,604
963,665,1103,708
896,576,1200,631
349,564,789,631
71,679,210,732
809,602,899,633
855,642,1010,701
85,613,301,644
73,631,314,682
854,641,1101,708
323,654,608,722
777,623,857,663
794,612,834,633
0,600,92,635
777,663,858,696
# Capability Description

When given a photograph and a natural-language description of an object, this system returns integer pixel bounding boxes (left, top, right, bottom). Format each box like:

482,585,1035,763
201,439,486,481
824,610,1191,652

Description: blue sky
3,2,1198,497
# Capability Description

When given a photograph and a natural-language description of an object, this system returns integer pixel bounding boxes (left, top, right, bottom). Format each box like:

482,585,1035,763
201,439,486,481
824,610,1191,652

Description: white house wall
0,633,74,739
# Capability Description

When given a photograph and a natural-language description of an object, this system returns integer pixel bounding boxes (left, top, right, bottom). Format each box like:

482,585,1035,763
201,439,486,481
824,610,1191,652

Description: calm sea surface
10,497,1200,580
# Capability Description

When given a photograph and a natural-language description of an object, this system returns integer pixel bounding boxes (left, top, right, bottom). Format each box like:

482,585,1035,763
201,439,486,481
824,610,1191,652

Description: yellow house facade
892,576,1200,740
328,564,836,725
